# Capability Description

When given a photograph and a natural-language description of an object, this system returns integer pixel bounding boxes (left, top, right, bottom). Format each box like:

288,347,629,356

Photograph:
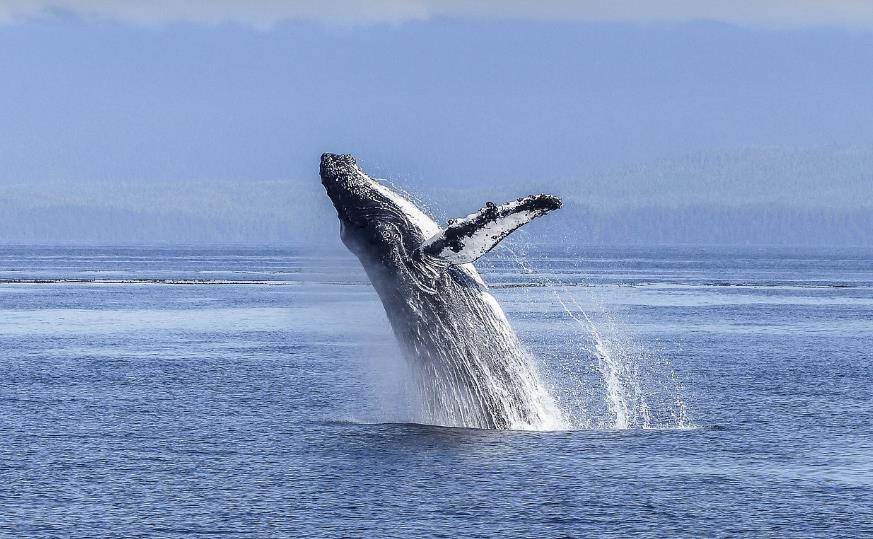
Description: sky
1,2,872,245
4,1,873,27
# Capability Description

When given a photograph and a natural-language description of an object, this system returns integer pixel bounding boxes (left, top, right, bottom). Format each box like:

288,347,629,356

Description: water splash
503,245,693,430
340,175,690,431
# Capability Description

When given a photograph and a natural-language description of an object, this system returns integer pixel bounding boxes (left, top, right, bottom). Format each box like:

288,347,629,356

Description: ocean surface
1,245,871,537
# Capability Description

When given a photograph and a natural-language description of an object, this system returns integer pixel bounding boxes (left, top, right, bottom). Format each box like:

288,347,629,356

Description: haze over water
2,245,870,536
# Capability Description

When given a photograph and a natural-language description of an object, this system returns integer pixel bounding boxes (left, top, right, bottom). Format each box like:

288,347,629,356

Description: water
1,245,871,537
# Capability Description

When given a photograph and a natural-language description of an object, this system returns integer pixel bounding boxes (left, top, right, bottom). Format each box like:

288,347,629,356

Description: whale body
320,153,565,429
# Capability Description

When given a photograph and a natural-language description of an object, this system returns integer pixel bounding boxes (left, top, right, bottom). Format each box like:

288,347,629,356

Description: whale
320,153,566,430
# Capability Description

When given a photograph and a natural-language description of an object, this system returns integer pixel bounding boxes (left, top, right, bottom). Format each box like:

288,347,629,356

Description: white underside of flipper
418,195,562,265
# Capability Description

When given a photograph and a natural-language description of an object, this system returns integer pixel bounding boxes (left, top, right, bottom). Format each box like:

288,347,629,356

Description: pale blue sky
2,4,872,187
1,4,872,245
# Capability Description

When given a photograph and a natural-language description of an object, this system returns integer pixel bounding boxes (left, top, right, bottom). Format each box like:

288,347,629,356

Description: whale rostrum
320,152,566,429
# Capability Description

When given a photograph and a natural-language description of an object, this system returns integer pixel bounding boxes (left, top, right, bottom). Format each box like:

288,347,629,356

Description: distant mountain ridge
2,146,871,246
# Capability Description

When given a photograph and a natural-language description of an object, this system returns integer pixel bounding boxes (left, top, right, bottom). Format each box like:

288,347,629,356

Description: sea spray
502,244,693,430
322,154,686,431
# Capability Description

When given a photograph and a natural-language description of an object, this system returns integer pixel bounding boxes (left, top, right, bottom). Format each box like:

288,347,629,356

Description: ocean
1,245,871,537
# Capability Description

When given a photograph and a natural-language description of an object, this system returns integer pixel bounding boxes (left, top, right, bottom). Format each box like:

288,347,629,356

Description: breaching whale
320,153,565,430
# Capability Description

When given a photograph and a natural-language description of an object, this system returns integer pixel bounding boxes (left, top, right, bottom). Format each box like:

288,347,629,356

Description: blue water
1,245,871,537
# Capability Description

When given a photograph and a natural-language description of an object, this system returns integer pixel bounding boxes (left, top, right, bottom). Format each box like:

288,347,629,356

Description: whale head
321,152,563,283
320,153,439,271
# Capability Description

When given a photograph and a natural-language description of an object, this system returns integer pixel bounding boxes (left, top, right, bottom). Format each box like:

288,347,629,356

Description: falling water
504,246,693,430
334,172,689,431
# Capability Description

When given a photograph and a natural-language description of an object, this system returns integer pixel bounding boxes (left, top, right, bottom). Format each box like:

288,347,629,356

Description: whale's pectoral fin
416,194,562,265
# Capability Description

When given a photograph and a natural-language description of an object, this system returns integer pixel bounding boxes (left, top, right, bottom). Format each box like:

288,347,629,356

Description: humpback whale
320,153,565,430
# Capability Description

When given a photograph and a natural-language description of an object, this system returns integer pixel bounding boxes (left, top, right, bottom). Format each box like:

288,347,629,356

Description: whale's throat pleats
368,259,566,430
